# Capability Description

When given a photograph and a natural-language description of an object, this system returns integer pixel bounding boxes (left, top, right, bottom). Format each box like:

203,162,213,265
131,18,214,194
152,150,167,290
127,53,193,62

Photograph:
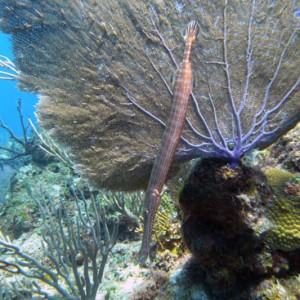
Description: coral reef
0,99,55,168
0,1,299,298
135,190,184,267
0,1,299,191
264,123,300,173
0,99,37,164
0,124,299,299
179,158,300,298
265,168,300,251
0,161,73,239
0,165,14,204
0,186,119,300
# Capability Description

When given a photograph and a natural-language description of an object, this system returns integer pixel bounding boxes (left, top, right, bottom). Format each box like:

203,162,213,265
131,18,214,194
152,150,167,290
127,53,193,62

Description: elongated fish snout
184,20,200,42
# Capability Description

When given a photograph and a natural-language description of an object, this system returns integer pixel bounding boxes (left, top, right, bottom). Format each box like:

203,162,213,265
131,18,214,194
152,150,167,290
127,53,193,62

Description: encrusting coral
265,168,300,251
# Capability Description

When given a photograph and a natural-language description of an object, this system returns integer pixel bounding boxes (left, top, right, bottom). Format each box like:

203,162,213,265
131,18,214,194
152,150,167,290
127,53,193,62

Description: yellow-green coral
136,190,183,256
265,168,300,251
255,275,300,300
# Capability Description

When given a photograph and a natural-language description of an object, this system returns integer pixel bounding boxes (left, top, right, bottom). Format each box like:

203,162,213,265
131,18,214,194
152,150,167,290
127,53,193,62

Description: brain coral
265,168,300,251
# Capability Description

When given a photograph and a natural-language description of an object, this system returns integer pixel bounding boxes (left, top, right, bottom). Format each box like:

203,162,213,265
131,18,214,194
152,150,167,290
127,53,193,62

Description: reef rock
179,158,300,298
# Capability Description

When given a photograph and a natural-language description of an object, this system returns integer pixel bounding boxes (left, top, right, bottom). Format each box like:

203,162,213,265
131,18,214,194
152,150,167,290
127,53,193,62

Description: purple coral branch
119,83,166,128
185,116,211,141
190,92,223,150
185,1,298,163
244,28,298,143
142,48,173,96
238,0,256,115
207,92,227,147
223,0,243,152
148,14,179,68
243,76,300,153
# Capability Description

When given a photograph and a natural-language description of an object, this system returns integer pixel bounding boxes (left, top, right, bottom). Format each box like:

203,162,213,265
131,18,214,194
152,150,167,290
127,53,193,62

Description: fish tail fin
184,20,200,42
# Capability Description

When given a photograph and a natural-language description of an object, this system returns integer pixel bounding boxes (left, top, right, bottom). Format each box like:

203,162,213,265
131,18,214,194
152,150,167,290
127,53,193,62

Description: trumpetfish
139,20,200,264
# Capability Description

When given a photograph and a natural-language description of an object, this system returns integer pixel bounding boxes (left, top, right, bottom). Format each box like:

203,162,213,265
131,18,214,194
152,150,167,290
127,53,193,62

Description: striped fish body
139,21,199,263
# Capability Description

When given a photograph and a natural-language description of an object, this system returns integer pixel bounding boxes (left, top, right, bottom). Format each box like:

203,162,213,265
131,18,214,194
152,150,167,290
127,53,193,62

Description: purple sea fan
0,0,299,190
174,0,300,165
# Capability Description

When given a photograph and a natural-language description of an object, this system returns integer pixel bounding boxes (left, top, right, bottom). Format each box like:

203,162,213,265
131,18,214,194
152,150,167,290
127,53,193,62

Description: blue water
0,32,37,141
